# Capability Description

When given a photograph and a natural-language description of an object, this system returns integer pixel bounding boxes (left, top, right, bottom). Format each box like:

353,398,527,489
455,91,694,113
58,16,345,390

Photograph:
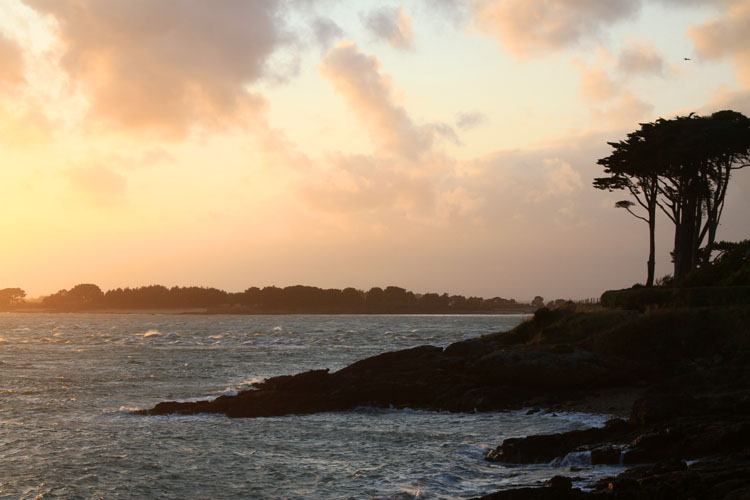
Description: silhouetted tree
531,296,544,308
680,239,750,287
43,283,103,310
340,287,365,309
0,288,26,308
365,287,385,311
31,281,530,313
595,122,662,286
595,110,750,283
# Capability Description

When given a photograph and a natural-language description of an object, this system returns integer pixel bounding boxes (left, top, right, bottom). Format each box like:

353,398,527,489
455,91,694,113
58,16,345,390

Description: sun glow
1,0,749,300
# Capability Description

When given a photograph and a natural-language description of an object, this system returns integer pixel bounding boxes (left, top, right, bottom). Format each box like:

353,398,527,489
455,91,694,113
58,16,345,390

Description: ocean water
0,313,624,499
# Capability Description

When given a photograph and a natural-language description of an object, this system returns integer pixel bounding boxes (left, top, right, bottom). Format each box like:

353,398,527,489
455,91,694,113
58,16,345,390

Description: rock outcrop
139,305,750,498
140,341,644,417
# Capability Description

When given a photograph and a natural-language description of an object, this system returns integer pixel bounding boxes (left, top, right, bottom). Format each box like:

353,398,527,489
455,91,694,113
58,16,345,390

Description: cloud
312,40,616,231
521,158,583,202
435,186,483,220
65,164,127,206
617,39,665,76
0,105,52,148
297,42,475,227
361,6,414,49
24,0,288,137
301,153,434,216
572,49,657,128
463,144,599,231
139,148,175,166
456,111,488,130
319,41,436,159
476,0,640,58
0,32,24,84
421,0,471,25
591,91,654,129
688,0,750,87
311,17,344,51
704,87,750,116
575,63,620,103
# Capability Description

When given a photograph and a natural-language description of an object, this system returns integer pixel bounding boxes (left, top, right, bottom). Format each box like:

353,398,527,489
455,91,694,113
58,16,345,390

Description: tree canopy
0,288,26,309
595,110,750,284
24,283,531,313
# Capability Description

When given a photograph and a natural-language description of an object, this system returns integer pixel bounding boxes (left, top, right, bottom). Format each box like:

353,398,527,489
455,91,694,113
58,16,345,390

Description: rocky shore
140,305,750,498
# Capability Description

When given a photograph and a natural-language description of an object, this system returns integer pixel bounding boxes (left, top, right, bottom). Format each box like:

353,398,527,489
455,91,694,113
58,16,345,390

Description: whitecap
143,329,163,338
232,377,265,390
117,405,141,414
550,450,592,467
547,411,611,427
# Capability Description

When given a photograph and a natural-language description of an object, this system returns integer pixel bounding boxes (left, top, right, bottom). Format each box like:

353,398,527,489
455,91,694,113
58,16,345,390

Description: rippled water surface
0,313,622,499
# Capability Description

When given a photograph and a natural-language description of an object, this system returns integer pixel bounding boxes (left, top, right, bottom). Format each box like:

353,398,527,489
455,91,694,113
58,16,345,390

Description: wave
550,450,592,467
118,405,142,414
140,329,179,341
223,377,266,394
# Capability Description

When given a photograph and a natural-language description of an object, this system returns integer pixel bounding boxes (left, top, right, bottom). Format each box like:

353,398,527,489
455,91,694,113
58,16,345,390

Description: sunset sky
1,0,749,301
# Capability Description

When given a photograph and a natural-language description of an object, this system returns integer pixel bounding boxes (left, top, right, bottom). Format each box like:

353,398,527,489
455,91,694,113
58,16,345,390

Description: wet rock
140,337,632,418
590,446,622,465
548,475,572,489
486,418,633,464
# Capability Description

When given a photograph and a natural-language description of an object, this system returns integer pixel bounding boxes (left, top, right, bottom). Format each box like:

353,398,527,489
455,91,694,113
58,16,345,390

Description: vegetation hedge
601,286,750,311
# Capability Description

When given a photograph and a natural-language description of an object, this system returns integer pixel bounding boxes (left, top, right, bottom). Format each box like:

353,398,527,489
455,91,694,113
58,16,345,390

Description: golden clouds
319,41,434,159
1,0,747,300
689,0,750,87
617,40,665,76
64,164,127,206
477,0,639,58
25,0,285,137
310,42,458,221
572,41,664,130
0,32,24,84
576,64,620,103
301,153,434,216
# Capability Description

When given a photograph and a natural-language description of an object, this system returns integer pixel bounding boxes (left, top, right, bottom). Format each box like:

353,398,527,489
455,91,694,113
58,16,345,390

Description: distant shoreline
3,307,535,315
3,283,547,316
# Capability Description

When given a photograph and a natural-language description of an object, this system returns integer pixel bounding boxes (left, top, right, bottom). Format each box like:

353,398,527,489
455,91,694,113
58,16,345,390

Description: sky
1,0,749,301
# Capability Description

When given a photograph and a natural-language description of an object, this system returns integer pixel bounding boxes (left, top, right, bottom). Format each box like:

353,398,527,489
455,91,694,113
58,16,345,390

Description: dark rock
474,486,585,499
590,446,622,465
548,476,572,489
629,393,695,425
486,419,634,464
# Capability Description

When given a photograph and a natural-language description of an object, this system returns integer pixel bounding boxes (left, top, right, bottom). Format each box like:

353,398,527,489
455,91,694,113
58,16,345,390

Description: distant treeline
1,284,538,314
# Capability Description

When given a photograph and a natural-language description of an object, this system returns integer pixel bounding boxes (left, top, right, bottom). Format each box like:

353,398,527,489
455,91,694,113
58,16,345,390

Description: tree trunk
646,206,656,287
675,193,698,282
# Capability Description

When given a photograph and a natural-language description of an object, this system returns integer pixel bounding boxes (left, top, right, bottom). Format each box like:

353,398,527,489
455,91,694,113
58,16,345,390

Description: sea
0,313,625,499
